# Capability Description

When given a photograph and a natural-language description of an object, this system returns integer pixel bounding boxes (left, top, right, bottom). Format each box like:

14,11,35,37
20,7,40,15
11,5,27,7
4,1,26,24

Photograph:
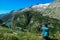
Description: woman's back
41,26,49,37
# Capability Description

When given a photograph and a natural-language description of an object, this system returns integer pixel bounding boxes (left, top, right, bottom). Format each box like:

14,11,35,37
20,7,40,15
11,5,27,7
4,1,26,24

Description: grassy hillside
0,10,59,40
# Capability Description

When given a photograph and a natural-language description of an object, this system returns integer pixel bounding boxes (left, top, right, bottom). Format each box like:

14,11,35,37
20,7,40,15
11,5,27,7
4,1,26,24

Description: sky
0,0,55,14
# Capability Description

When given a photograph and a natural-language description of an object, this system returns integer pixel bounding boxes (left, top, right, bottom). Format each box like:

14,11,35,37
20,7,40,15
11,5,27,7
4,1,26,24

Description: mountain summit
17,3,50,12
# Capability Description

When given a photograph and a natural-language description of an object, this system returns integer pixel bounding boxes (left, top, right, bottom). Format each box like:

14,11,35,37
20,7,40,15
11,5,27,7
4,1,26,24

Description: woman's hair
45,24,48,27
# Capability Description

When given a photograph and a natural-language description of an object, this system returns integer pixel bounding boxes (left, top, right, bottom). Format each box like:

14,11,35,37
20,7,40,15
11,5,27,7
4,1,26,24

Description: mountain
0,14,6,18
1,2,59,28
0,1,59,23
0,1,60,39
1,0,60,22
42,1,60,20
1,1,60,23
0,0,60,32
0,3,50,23
0,10,14,22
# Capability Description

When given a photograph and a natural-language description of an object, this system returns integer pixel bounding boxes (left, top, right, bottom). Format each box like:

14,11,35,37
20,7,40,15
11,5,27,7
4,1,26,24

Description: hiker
40,22,49,40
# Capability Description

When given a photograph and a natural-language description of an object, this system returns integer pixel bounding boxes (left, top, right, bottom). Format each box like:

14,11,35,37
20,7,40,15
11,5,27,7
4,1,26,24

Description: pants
43,37,50,40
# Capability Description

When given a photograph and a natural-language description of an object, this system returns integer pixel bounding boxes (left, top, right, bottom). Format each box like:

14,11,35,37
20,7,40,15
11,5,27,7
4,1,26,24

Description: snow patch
32,3,50,8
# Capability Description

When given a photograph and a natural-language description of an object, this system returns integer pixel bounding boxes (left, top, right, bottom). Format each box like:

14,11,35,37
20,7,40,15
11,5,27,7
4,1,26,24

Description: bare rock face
42,1,60,20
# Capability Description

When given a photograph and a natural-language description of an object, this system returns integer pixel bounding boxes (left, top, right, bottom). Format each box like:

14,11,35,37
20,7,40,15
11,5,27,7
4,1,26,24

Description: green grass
0,26,43,40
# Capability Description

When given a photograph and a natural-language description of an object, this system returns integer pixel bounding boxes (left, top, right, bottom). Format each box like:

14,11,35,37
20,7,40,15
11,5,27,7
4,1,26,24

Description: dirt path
38,36,44,40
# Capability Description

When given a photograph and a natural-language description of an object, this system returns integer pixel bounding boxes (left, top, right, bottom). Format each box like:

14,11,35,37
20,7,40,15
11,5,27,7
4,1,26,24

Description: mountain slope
1,1,60,22
0,0,60,31
0,14,6,18
0,1,60,40
42,1,60,20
